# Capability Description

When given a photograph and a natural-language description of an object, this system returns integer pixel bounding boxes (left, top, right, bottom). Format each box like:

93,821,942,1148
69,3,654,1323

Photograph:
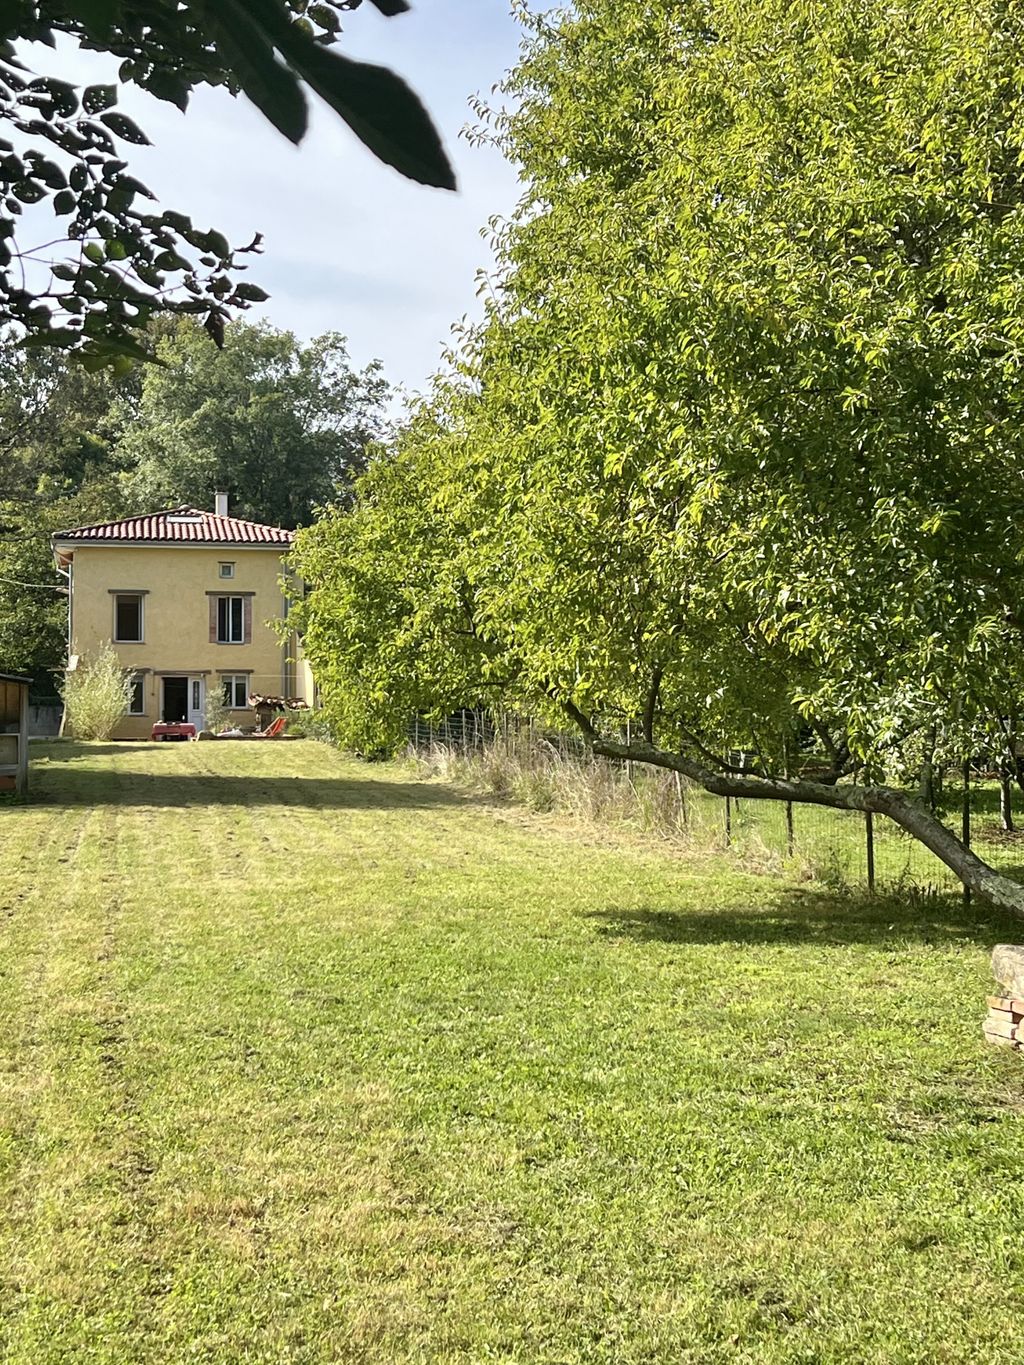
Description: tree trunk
589,736,1024,916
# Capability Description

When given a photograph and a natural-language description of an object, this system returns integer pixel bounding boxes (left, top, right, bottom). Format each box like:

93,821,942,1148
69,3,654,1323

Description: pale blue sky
25,3,526,399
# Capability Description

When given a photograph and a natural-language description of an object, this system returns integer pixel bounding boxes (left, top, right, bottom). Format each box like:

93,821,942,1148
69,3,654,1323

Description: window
216,596,244,643
222,674,249,709
191,679,202,713
126,674,146,715
219,562,235,579
114,594,143,642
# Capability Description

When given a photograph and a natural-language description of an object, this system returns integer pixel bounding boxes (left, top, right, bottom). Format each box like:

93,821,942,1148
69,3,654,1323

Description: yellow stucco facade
55,539,303,740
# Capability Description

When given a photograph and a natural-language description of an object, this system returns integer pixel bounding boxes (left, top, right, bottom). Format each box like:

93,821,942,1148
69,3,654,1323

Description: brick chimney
214,491,228,517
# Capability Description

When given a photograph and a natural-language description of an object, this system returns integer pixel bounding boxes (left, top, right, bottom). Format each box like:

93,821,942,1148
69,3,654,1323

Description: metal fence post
725,794,732,846
675,770,687,830
963,759,971,907
865,810,875,893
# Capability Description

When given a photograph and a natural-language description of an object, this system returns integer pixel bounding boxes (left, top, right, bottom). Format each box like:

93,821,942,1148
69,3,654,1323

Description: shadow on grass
586,886,1024,948
34,740,141,758
30,768,464,811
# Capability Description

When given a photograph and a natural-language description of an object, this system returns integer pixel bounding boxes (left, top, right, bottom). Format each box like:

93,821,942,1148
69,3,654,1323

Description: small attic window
219,562,235,579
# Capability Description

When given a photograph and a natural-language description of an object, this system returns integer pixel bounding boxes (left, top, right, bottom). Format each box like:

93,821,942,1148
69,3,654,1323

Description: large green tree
119,318,389,527
293,0,1024,913
0,0,453,364
0,333,135,683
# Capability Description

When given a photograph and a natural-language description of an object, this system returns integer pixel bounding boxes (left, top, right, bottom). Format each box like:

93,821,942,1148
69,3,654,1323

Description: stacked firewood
246,693,310,711
985,946,1024,1050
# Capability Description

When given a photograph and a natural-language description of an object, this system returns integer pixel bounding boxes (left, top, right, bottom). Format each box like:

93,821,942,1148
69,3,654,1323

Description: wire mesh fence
408,713,1024,897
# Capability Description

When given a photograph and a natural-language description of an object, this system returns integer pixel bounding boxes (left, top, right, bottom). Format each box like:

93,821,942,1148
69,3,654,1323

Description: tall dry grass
410,727,795,872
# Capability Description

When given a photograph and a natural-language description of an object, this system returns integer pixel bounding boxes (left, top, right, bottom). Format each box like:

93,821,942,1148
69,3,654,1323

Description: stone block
991,945,1024,1000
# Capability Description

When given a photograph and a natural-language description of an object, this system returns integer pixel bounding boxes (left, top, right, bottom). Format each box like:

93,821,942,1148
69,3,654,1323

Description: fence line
407,714,1023,897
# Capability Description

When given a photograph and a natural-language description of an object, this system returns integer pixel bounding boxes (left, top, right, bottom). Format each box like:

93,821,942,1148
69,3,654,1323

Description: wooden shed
0,673,30,796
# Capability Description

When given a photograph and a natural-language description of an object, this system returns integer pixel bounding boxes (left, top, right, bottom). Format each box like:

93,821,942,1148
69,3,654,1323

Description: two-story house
52,494,312,740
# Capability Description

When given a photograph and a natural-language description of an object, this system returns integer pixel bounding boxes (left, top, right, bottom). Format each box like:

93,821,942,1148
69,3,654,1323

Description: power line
0,572,66,592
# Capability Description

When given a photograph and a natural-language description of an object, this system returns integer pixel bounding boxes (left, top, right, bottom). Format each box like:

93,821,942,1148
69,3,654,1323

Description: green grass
1,739,1023,1363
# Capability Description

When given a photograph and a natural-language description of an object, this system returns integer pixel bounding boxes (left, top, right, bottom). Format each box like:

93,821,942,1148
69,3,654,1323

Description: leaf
308,4,341,32
239,0,453,186
82,83,117,114
204,310,226,347
27,78,78,117
99,111,150,145
154,249,190,272
283,42,455,188
140,68,190,112
205,0,308,145
13,179,46,203
81,331,158,363
20,327,83,348
52,185,77,214
28,155,66,189
65,0,121,40
366,0,410,13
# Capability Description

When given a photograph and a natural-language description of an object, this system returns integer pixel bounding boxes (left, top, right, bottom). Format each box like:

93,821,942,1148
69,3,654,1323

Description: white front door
188,676,205,730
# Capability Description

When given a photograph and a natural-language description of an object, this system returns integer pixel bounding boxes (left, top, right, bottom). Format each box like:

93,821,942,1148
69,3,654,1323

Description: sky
24,3,526,402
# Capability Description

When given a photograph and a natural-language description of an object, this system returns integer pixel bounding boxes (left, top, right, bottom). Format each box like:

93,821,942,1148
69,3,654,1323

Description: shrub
284,708,337,742
61,645,134,741
203,687,232,735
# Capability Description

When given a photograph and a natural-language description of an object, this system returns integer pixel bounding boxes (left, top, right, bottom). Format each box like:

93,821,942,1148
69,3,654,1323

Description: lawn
1,739,1023,1363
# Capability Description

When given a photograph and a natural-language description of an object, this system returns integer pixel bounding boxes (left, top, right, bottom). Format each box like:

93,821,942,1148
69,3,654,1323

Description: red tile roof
52,506,294,546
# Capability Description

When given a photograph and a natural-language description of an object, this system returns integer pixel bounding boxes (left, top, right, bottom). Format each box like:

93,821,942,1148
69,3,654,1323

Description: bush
61,645,134,740
203,686,232,735
284,708,337,742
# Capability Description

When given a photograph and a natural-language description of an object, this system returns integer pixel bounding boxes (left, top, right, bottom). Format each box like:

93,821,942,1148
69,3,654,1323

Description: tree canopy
0,0,454,364
291,0,1024,911
120,319,389,527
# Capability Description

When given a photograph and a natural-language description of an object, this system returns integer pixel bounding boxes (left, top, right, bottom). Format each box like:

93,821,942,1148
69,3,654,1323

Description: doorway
162,676,188,723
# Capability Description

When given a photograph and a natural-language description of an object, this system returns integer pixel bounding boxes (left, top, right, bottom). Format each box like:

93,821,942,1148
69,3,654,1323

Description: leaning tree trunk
589,737,1024,917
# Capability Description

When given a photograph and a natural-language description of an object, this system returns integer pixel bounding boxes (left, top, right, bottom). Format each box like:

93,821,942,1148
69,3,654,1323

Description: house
0,672,30,793
52,494,314,740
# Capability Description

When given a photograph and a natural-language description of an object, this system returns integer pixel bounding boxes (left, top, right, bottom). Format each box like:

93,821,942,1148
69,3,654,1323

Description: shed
0,673,30,796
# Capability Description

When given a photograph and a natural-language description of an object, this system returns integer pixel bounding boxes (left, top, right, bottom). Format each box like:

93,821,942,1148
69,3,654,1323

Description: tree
292,0,1024,915
119,317,389,527
0,0,454,365
0,478,128,688
0,334,134,685
292,392,498,749
61,641,134,738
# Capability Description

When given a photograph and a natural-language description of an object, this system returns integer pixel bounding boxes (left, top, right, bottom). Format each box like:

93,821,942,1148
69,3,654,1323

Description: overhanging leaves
0,0,453,361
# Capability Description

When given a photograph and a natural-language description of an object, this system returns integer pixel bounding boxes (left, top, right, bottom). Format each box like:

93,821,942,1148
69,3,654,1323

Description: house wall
67,544,299,739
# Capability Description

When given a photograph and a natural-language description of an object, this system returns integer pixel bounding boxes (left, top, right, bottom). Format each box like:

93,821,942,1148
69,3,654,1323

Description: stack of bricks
985,945,1024,1051
984,993,1024,1049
